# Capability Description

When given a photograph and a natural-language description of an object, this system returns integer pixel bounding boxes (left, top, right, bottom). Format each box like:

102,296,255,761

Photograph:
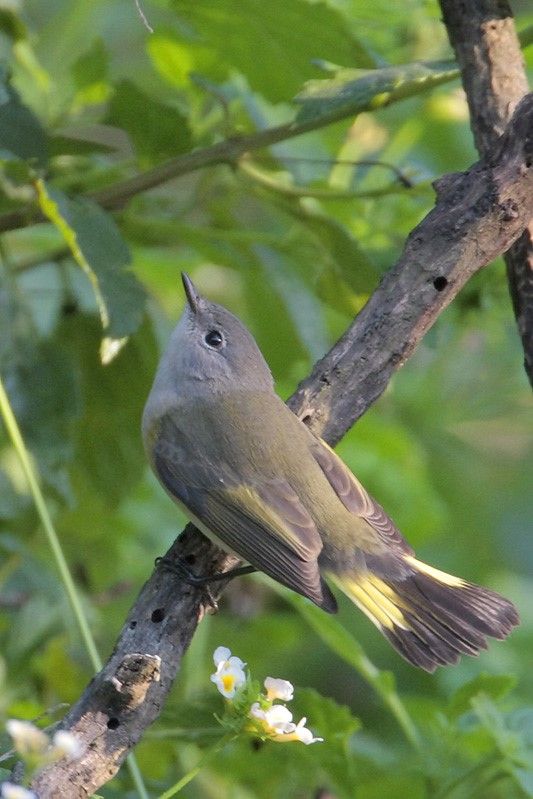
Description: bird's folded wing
152,421,335,609
311,438,414,557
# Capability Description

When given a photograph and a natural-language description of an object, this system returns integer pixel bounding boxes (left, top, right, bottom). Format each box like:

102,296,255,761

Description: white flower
0,783,37,799
50,730,82,760
5,720,48,757
249,703,323,744
250,702,294,734
291,717,324,745
264,677,294,702
210,646,246,699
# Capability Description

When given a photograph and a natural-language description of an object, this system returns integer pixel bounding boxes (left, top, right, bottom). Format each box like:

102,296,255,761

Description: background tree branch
440,0,533,385
30,93,533,799
0,62,459,237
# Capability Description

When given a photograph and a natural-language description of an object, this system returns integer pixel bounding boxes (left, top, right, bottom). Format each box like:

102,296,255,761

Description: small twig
134,0,153,33
238,156,417,200
263,155,414,187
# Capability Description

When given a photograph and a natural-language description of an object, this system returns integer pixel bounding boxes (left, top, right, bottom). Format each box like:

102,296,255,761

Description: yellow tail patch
328,573,409,631
328,556,517,672
404,556,466,588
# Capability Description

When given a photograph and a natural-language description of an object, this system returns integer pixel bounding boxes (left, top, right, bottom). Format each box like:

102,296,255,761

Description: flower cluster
0,720,81,799
210,647,323,745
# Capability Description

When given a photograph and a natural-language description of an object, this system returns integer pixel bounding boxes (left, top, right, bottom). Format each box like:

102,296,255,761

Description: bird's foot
155,557,257,613
155,556,256,586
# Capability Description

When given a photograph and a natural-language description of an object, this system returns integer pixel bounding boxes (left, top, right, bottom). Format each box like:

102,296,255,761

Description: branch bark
440,0,533,385
29,92,533,798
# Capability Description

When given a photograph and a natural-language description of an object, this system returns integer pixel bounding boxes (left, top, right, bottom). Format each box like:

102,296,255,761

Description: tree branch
440,0,533,386
0,65,459,236
28,92,533,798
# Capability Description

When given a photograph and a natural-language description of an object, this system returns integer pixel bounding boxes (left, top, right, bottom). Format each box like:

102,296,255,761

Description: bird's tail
328,556,519,672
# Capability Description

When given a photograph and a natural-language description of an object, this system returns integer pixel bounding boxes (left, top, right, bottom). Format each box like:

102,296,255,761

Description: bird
142,273,519,672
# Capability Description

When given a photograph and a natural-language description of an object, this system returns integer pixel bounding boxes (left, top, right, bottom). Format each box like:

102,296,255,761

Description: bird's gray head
150,273,274,398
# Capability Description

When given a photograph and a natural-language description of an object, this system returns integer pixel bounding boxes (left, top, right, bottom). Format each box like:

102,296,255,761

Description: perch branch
440,0,533,385
31,94,533,798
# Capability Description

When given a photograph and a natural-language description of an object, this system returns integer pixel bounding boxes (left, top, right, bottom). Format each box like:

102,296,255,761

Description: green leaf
304,212,378,295
448,674,517,719
0,68,47,166
148,33,226,90
293,688,361,795
512,767,533,797
0,471,30,519
153,698,224,745
57,313,158,507
34,180,146,355
293,687,360,746
106,80,191,163
295,60,459,123
253,244,329,360
471,694,522,760
48,133,116,157
0,292,78,497
72,38,108,89
509,709,533,747
0,9,27,41
6,594,64,659
294,209,378,316
171,0,374,102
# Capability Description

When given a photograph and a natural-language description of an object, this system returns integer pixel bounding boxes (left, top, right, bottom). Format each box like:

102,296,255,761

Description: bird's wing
151,417,336,611
311,438,414,557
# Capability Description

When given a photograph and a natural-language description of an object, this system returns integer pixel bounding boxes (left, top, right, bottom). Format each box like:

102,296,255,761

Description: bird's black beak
182,272,201,314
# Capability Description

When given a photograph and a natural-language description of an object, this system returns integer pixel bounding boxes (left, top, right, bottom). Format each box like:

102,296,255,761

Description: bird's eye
204,329,224,348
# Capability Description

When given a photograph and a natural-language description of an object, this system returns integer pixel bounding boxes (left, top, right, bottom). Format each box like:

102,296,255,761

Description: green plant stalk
0,376,102,671
297,598,421,750
155,734,236,799
0,376,149,799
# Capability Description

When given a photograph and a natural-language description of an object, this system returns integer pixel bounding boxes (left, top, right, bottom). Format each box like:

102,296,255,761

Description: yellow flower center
222,674,235,693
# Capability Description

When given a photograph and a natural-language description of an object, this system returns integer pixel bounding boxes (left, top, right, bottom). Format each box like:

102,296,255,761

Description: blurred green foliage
0,0,532,796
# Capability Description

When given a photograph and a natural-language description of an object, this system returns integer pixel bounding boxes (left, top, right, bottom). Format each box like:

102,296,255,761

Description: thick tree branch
440,0,533,385
29,94,533,798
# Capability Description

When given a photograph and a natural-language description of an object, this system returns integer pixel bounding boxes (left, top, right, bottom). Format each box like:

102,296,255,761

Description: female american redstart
142,273,518,671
